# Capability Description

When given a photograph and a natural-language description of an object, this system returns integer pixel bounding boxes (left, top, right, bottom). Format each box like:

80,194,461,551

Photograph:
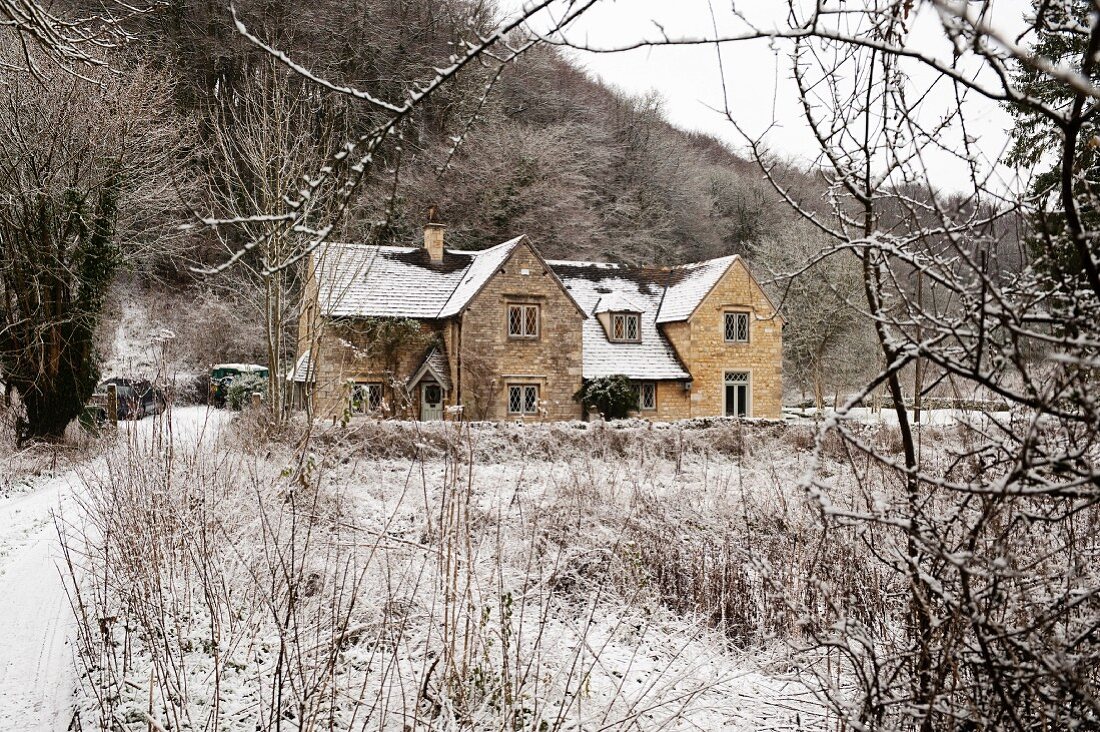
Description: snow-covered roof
655,255,739,323
287,350,315,383
212,363,269,373
311,235,745,382
548,260,692,381
313,237,527,319
407,347,451,391
438,237,524,317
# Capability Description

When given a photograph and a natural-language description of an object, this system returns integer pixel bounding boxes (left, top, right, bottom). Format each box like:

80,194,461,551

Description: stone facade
308,317,447,420
294,233,782,422
660,259,784,419
625,380,692,421
456,243,585,421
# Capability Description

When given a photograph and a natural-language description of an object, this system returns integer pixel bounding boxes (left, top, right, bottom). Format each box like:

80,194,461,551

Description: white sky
497,0,1035,194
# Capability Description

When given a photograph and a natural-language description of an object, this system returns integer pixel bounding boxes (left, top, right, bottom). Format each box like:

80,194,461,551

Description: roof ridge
324,241,416,252
548,254,738,271
666,253,739,271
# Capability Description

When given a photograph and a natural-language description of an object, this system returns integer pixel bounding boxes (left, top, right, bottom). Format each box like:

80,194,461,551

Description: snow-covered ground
58,415,859,731
0,467,77,732
785,405,1013,427
0,407,224,731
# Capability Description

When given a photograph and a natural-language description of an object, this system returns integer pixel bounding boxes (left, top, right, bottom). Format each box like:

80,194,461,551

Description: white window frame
723,371,751,417
637,381,657,411
724,311,750,344
507,304,540,339
507,384,540,415
610,312,641,343
351,381,384,413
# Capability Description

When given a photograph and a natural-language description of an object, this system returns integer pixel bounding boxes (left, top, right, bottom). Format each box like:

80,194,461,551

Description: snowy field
50,411,963,732
1,410,977,730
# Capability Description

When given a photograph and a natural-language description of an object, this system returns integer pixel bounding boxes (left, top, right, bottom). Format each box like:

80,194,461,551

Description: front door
420,382,444,421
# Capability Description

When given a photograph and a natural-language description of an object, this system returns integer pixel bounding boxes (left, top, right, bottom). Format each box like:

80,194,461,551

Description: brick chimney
423,205,445,262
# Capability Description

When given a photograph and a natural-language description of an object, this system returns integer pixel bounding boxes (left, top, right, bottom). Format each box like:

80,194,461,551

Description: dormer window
610,313,640,343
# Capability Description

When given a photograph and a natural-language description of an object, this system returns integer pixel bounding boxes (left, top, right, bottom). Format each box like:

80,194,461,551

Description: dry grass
60,413,937,731
0,395,105,499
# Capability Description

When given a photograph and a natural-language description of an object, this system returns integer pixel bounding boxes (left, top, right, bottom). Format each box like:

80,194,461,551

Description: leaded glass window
508,304,539,338
724,311,750,343
351,382,383,413
610,313,641,343
508,384,540,415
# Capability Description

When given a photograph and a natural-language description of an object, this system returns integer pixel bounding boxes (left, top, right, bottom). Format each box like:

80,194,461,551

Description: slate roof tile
547,260,692,380
314,239,527,320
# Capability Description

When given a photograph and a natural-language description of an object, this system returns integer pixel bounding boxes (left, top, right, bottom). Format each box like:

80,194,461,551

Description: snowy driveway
0,406,222,732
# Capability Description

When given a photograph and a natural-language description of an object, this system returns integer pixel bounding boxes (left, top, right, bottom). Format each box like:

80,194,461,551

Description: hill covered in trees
109,0,805,268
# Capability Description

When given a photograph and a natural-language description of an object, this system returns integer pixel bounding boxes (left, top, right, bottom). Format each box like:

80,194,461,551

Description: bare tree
205,56,343,419
762,220,877,410
194,0,600,274
1,0,154,73
539,0,1100,727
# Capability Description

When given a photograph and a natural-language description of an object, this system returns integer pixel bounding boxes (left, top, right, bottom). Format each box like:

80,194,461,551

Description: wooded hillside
107,0,804,268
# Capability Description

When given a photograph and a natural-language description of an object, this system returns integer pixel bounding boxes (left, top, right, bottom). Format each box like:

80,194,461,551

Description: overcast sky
497,0,1034,194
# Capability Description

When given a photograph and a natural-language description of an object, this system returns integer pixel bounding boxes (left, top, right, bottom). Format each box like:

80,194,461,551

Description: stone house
290,222,783,421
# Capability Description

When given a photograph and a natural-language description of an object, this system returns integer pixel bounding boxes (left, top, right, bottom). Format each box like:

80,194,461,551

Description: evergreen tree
1007,0,1100,287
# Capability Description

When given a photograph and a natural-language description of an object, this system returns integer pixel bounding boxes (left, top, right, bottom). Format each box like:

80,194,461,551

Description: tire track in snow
0,467,78,732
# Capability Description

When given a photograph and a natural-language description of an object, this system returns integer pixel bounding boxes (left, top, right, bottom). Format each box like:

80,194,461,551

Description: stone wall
309,318,447,420
457,243,585,421
624,379,691,421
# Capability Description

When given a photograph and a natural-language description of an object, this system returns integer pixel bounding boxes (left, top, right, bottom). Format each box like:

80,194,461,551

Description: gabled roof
407,347,451,391
655,255,738,323
593,290,645,314
312,236,585,320
313,237,527,320
438,237,524,317
547,253,778,381
547,260,691,381
310,235,770,383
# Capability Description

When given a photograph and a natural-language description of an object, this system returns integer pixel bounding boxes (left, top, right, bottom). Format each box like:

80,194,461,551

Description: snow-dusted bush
574,375,637,420
225,373,267,410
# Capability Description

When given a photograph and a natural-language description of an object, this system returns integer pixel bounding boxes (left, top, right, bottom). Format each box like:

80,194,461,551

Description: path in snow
0,406,224,732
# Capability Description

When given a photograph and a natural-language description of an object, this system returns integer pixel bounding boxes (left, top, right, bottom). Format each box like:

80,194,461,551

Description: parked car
209,363,269,408
88,377,168,422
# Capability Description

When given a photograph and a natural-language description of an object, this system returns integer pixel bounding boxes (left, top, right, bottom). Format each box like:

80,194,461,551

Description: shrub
575,375,637,420
172,373,211,406
226,373,266,410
